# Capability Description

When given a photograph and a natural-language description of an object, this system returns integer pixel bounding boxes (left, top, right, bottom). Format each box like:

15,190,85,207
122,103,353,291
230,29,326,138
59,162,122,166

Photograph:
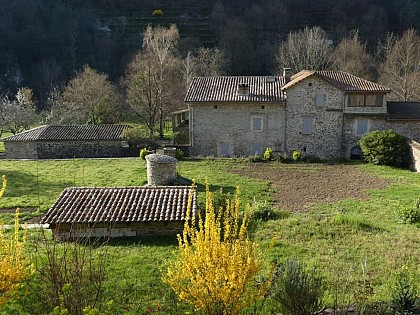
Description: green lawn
0,158,419,314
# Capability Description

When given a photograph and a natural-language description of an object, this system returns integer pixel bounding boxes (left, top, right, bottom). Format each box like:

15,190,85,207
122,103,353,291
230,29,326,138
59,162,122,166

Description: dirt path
231,163,390,211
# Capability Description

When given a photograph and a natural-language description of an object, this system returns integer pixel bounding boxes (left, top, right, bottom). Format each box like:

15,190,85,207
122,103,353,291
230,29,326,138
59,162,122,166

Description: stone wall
285,77,345,158
146,153,177,185
4,140,124,159
4,141,38,159
190,101,285,156
410,140,420,172
52,222,184,240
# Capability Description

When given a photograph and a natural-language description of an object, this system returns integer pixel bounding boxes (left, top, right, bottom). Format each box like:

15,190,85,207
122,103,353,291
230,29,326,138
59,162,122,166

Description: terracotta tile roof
282,70,390,92
2,125,131,142
184,76,286,102
387,101,420,120
40,186,197,224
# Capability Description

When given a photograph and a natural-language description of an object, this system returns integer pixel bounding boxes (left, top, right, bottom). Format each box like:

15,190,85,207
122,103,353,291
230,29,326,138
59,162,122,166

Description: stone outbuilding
2,124,132,159
40,186,197,240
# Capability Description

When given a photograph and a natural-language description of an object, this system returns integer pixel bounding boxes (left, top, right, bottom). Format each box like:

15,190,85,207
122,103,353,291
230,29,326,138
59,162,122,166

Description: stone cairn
145,153,177,185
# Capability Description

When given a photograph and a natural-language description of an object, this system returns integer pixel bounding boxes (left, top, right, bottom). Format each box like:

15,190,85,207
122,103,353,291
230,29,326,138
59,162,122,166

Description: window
356,119,369,135
348,94,383,107
315,93,326,107
251,117,263,131
251,143,262,155
302,116,313,135
220,143,230,156
214,105,218,109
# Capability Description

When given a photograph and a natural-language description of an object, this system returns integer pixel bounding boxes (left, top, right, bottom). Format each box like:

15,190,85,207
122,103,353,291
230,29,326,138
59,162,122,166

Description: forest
0,0,420,115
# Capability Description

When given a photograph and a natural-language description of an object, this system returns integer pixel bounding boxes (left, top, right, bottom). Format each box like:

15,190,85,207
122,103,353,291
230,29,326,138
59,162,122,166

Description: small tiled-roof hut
2,125,132,159
40,186,197,240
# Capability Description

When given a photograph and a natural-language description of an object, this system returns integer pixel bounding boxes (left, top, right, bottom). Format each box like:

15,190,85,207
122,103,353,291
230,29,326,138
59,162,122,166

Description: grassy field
0,158,419,314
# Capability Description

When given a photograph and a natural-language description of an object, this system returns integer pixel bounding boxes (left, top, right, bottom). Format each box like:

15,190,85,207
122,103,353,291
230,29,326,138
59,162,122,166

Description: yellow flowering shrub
0,176,31,306
164,182,269,315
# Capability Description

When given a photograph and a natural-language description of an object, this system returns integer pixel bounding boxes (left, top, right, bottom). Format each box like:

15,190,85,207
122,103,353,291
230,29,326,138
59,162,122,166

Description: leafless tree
123,51,160,137
142,24,180,138
379,29,420,101
62,65,121,125
0,87,38,134
276,26,333,74
332,30,377,80
182,47,225,89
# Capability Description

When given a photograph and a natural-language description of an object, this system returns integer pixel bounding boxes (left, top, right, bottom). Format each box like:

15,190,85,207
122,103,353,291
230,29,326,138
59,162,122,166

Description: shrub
391,266,418,314
270,257,324,315
0,176,32,306
292,149,302,161
163,182,269,315
395,205,420,224
251,199,290,222
173,131,188,145
302,154,321,163
121,126,158,149
139,148,150,160
175,148,184,160
264,147,274,160
359,129,410,167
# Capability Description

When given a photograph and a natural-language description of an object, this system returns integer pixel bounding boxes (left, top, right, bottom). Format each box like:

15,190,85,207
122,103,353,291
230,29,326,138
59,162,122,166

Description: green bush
359,129,410,167
139,148,150,160
270,257,324,315
251,199,290,221
173,130,189,145
395,198,420,224
264,147,274,161
122,126,158,149
292,150,302,161
175,149,184,160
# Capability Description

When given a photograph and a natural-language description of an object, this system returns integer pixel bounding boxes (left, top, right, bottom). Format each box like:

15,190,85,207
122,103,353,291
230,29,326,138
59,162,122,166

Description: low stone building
40,186,197,240
186,71,420,160
2,124,132,159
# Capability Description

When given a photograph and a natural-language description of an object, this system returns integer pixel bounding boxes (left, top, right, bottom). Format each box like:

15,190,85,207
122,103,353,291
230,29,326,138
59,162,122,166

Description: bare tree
276,26,333,73
62,65,121,125
142,24,180,138
182,47,225,89
0,87,38,134
123,51,160,137
379,29,420,101
332,30,377,80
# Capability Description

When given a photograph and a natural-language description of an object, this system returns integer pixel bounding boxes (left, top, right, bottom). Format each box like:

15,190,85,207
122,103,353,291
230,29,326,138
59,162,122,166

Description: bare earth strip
231,163,390,211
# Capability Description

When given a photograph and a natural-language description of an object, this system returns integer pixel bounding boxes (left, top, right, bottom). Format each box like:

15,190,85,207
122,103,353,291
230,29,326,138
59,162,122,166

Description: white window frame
356,119,369,136
302,116,313,135
251,116,263,132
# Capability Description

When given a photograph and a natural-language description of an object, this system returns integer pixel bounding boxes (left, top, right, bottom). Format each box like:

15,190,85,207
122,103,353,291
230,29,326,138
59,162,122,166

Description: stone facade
410,141,420,172
190,102,285,156
146,154,177,185
188,74,420,160
4,140,124,159
51,222,184,240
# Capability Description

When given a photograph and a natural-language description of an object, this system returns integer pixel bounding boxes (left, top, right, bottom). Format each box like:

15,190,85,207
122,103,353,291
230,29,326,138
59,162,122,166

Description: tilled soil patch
231,163,390,211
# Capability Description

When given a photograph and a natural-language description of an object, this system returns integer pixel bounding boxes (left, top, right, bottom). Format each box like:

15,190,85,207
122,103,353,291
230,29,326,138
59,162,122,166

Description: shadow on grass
1,169,74,198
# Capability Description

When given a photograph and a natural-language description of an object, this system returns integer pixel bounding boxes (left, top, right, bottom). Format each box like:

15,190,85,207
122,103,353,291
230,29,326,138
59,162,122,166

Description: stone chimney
282,67,292,82
145,153,177,185
237,82,250,96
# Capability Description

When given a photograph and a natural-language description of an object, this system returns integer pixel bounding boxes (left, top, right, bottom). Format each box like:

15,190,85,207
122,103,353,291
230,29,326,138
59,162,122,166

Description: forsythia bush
0,176,32,306
164,182,269,315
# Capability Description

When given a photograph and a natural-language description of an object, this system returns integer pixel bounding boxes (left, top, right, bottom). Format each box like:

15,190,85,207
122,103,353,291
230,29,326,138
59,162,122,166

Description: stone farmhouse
2,124,133,159
40,186,197,240
185,70,420,160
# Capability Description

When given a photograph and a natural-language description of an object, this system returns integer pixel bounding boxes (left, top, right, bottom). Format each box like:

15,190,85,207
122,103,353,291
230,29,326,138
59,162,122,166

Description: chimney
237,82,249,96
282,68,292,81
